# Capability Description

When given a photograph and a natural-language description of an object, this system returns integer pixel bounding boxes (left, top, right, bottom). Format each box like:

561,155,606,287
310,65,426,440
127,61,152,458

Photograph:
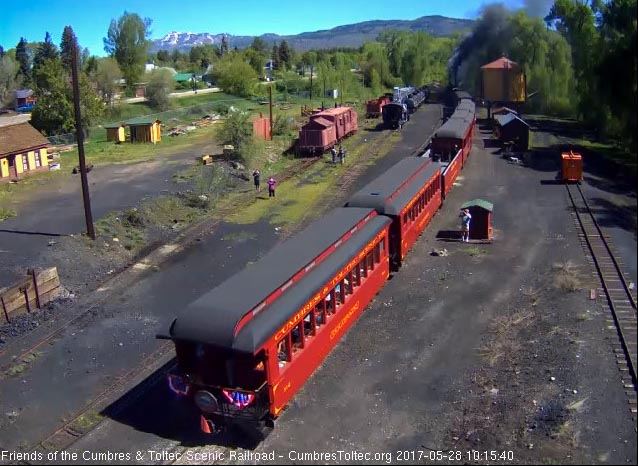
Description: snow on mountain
151,32,226,51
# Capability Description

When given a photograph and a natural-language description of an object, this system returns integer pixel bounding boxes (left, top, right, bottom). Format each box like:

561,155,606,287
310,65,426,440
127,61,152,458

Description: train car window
278,336,291,367
354,265,362,286
327,289,337,313
403,214,408,225
359,259,368,278
338,280,346,304
304,311,316,337
373,243,381,263
292,322,305,351
380,238,386,255
346,271,354,294
314,300,326,328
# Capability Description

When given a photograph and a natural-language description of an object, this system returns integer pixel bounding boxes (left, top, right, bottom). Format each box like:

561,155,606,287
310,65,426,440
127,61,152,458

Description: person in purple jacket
267,177,277,198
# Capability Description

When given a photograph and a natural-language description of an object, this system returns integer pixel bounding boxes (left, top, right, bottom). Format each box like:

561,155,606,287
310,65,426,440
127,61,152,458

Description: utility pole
340,77,344,106
71,41,95,240
268,85,273,141
309,65,313,103
322,77,326,110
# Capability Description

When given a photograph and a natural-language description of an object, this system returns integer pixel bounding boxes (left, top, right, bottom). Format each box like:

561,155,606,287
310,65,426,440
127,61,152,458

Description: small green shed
461,199,494,240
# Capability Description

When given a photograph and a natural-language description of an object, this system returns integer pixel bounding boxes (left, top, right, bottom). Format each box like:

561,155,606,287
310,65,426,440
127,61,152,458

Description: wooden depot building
0,119,50,182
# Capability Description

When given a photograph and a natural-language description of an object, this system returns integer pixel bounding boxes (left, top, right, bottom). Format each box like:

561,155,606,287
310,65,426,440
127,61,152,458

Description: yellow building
127,117,161,144
481,57,526,103
105,122,127,143
0,121,50,182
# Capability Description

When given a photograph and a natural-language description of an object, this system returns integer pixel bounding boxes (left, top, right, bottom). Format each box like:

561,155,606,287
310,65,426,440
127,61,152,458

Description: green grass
0,207,16,222
68,410,105,434
60,124,219,167
1,352,41,379
465,247,488,257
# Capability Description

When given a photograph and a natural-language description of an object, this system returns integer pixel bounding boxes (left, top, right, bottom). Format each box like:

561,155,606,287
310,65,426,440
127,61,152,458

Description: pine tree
15,38,30,83
221,35,229,55
278,40,291,71
271,44,279,71
33,32,59,71
60,26,79,73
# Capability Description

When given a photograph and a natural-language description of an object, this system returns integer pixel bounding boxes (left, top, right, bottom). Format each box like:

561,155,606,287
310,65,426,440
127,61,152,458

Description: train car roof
433,118,468,139
303,117,333,128
232,215,392,353
316,107,355,117
167,207,378,349
455,91,473,101
457,101,476,113
346,158,440,215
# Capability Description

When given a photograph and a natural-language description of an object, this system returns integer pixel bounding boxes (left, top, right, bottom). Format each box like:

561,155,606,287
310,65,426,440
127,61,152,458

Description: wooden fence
0,267,61,323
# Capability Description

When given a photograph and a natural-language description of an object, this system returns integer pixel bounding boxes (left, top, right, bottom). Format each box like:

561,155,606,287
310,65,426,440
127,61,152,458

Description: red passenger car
298,106,358,154
430,115,474,166
160,207,391,436
346,158,442,268
439,148,463,198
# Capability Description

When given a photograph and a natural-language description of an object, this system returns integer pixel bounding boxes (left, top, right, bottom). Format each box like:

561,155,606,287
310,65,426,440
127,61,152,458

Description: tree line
455,0,636,151
1,3,634,150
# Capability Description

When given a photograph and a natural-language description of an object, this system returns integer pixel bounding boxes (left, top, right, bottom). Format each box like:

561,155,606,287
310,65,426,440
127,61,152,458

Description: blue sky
1,0,546,57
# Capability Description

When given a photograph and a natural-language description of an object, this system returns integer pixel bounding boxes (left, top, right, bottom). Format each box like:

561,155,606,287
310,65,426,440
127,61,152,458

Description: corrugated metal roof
495,113,529,127
461,199,494,211
104,122,126,129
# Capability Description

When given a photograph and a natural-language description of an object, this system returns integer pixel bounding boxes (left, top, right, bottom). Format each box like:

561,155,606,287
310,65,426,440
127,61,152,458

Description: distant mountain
150,15,473,53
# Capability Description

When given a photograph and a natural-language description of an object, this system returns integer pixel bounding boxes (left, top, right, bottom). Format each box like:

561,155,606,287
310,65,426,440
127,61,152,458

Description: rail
566,184,637,394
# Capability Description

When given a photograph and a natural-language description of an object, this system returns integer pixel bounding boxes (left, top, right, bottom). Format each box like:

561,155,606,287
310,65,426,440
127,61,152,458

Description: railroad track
8,121,424,462
566,183,637,417
18,345,176,463
4,157,321,461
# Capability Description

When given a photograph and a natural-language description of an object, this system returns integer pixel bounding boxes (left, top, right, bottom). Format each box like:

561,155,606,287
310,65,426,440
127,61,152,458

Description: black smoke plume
448,3,513,87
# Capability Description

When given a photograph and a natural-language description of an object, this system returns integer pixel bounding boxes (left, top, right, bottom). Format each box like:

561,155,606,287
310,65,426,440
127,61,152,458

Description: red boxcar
298,106,358,154
161,207,391,436
346,158,442,268
366,95,391,118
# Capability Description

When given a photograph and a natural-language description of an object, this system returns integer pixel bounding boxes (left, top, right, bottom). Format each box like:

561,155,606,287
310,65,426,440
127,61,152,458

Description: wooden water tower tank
481,57,526,103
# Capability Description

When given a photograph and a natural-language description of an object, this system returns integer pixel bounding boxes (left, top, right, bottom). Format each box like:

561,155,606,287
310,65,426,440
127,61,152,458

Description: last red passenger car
160,207,391,436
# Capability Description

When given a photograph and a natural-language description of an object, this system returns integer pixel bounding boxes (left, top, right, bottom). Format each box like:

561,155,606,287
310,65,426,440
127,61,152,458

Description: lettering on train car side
330,301,360,340
271,230,387,345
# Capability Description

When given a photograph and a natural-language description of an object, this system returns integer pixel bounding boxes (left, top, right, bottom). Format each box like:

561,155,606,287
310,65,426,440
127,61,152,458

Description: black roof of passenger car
232,215,392,352
345,158,440,215
433,118,468,139
166,207,376,347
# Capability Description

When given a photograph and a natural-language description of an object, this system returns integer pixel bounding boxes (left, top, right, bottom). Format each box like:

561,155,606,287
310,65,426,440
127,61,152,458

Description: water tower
480,56,526,118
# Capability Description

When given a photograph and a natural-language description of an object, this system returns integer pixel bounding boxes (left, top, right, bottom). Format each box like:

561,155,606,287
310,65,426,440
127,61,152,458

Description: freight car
365,94,392,118
160,94,475,439
297,106,358,154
